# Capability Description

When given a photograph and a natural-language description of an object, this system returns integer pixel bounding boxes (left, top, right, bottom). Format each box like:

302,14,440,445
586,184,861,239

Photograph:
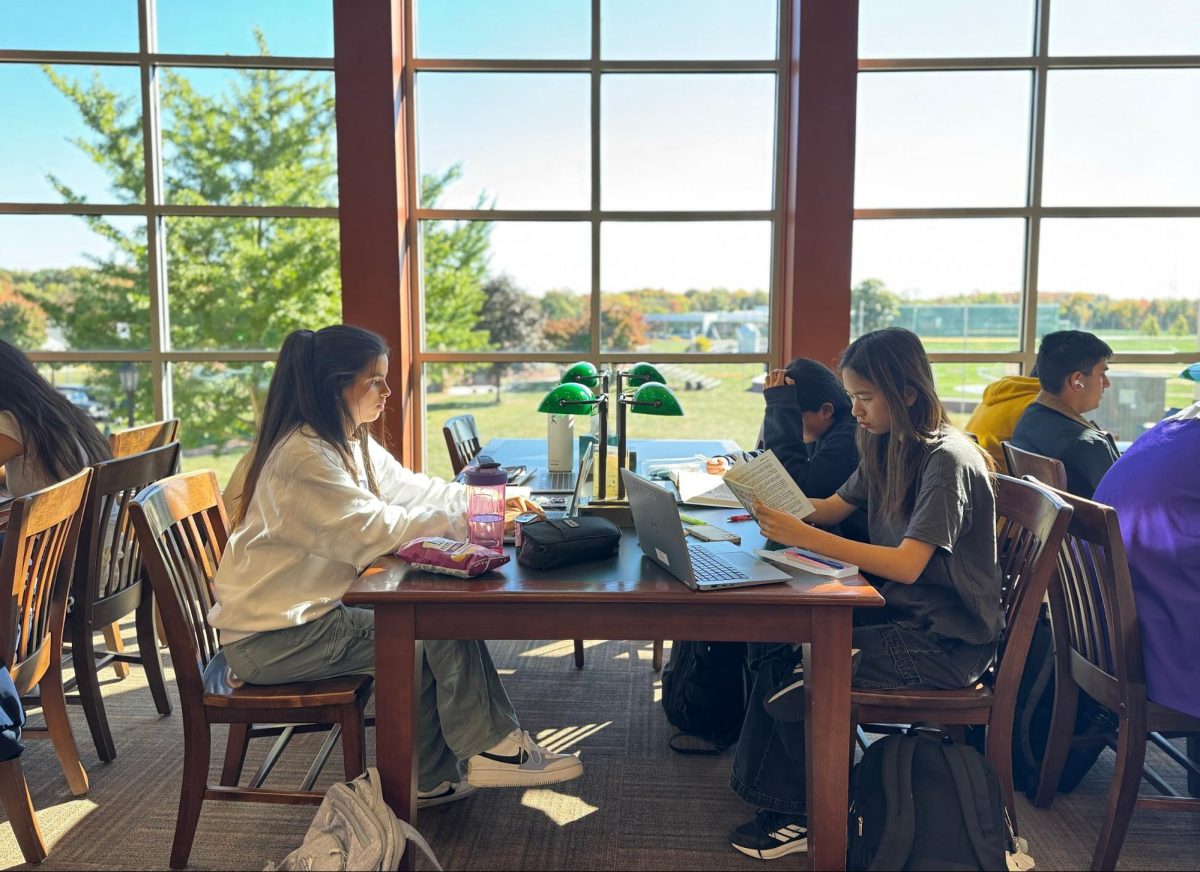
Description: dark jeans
730,610,996,815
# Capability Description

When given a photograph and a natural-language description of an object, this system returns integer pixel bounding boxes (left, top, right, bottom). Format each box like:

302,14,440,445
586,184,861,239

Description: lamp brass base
577,498,636,528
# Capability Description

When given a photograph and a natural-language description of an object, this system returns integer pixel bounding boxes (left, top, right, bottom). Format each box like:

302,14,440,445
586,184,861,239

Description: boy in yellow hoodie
965,372,1041,472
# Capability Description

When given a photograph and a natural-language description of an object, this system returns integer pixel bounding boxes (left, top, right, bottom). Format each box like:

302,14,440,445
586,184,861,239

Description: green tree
1169,313,1191,337
1141,314,1161,336
851,278,901,334
44,40,340,448
477,274,545,402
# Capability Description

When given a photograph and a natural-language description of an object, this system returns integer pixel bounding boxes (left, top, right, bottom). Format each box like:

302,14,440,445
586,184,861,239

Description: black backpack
848,727,1016,871
1011,603,1117,796
660,640,749,754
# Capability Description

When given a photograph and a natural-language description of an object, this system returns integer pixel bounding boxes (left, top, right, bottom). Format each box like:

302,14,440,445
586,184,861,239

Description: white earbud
1074,379,1085,389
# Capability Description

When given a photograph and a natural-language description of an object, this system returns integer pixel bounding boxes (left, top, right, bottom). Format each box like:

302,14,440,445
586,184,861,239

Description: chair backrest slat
442,414,482,475
1033,483,1141,701
129,471,229,708
108,419,181,459
990,475,1073,707
0,469,92,692
1002,441,1068,491
73,443,182,622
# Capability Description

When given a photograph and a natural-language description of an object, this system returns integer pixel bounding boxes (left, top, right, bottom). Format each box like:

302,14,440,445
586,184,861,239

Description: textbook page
721,449,815,520
673,469,741,508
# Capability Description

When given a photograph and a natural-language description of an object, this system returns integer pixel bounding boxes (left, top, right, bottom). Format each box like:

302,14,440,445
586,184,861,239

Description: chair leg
101,622,131,680
1092,715,1148,871
171,716,211,870
136,593,173,716
1033,668,1081,808
39,650,89,796
573,639,585,669
219,724,251,787
342,708,367,780
0,758,48,864
1188,735,1200,799
70,620,118,764
652,640,664,672
985,715,1018,835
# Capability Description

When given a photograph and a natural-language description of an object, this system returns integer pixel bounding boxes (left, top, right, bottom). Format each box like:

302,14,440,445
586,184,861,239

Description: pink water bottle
463,455,506,550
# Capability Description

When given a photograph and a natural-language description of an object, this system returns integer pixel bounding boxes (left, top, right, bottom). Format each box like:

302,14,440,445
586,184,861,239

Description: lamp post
119,362,139,428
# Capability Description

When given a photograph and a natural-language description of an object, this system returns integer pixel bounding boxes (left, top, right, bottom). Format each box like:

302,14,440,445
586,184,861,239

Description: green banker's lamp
537,361,684,519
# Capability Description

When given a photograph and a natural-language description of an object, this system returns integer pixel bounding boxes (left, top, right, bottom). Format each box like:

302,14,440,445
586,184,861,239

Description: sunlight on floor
534,722,613,754
652,679,662,703
519,788,599,826
519,639,606,659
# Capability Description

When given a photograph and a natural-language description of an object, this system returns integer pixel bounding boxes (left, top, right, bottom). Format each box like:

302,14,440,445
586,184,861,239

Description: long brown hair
0,339,111,481
839,327,951,522
232,325,389,528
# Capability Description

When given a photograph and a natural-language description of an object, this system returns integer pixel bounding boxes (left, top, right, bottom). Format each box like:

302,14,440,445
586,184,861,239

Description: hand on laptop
504,495,544,533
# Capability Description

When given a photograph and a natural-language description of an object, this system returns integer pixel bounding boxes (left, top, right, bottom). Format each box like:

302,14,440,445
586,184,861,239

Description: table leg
374,604,420,870
804,608,852,871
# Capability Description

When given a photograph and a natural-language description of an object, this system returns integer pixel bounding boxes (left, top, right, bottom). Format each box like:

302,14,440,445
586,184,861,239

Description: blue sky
2,0,1199,304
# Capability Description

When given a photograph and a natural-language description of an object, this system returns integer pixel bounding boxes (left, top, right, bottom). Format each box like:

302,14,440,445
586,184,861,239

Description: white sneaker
465,730,583,788
417,780,477,809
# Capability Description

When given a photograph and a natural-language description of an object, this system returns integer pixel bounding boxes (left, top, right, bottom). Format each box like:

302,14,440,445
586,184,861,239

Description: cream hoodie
209,426,468,642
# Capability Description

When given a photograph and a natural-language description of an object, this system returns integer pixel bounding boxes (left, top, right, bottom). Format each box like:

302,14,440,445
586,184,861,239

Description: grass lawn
181,448,248,490
423,363,766,480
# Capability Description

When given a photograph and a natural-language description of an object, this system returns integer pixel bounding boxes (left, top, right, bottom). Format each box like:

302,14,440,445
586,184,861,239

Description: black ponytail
233,325,390,527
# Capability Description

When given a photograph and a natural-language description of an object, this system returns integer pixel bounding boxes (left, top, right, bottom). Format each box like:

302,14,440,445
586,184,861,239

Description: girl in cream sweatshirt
210,325,581,802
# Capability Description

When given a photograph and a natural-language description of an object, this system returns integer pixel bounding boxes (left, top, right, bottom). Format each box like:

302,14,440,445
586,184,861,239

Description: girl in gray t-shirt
730,327,1002,861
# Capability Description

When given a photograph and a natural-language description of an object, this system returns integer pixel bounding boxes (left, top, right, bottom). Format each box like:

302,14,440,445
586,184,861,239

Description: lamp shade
625,361,667,388
628,381,683,416
561,360,601,388
537,382,601,415
1182,363,1200,382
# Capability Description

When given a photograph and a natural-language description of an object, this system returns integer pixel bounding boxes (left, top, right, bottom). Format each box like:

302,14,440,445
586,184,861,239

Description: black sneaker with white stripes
730,810,808,860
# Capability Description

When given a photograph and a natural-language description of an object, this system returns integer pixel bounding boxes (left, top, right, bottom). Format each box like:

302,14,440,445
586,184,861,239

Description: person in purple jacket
1093,391,1200,718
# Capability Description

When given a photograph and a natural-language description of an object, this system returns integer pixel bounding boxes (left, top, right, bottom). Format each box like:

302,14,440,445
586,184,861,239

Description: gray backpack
267,768,442,871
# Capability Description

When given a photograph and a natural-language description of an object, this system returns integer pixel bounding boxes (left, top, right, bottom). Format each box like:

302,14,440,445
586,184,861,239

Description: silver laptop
526,442,594,525
621,469,791,590
529,466,576,494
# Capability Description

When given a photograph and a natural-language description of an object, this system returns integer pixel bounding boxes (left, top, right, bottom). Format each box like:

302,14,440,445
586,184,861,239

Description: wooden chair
853,474,1072,832
129,471,374,870
1002,440,1068,490
108,418,180,459
66,443,179,762
442,414,483,476
0,470,94,802
0,750,47,864
1029,487,1200,869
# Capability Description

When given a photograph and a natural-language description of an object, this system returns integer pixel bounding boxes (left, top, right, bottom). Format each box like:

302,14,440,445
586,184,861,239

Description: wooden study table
344,440,884,870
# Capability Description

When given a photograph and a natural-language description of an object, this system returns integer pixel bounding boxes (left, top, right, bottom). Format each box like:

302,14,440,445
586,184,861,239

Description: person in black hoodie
708,358,866,541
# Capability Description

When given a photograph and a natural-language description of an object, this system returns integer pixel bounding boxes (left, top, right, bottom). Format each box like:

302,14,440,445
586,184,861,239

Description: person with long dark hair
0,339,111,502
209,325,581,808
727,328,1001,860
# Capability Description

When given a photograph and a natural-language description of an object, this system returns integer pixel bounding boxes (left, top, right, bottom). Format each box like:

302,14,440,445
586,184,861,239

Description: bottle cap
462,455,507,486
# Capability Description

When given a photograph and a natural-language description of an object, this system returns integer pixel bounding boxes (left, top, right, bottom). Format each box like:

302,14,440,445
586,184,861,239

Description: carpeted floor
2,626,1198,870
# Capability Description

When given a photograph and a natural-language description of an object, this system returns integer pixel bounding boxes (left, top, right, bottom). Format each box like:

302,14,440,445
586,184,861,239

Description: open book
674,450,815,521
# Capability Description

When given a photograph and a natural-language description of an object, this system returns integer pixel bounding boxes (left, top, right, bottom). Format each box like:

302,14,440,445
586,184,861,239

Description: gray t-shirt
836,428,1003,646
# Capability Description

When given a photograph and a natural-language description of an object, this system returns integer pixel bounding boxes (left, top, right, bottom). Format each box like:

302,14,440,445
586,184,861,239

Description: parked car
56,385,111,423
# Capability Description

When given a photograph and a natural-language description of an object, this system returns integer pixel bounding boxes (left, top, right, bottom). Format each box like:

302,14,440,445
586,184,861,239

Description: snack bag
395,537,510,578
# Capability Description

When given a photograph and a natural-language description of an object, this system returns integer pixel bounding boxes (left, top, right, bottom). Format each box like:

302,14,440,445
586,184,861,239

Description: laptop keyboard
687,544,745,583
543,470,573,490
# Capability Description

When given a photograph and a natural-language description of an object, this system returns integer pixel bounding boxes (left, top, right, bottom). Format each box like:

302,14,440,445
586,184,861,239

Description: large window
0,0,338,486
411,0,786,478
855,0,1200,440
